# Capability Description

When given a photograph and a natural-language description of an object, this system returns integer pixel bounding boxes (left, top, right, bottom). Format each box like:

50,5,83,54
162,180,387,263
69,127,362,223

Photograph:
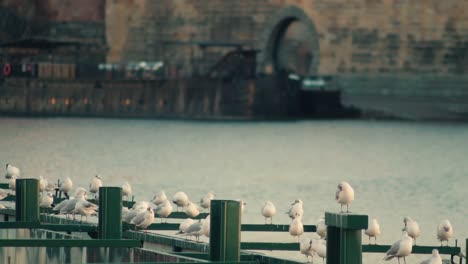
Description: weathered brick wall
107,0,468,75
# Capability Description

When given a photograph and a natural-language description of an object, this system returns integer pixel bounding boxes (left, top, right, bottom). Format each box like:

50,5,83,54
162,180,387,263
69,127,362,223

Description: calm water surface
1,117,467,263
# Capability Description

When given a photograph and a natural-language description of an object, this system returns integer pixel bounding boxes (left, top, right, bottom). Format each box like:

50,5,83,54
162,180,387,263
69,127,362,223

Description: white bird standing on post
419,249,442,264
74,195,98,222
183,201,200,218
316,216,327,239
335,182,354,213
60,177,73,199
261,201,277,224
365,218,381,245
383,231,413,264
402,216,420,245
122,182,132,201
89,175,102,199
5,164,20,179
131,207,155,232
312,238,327,263
200,191,215,211
287,199,304,219
437,219,453,246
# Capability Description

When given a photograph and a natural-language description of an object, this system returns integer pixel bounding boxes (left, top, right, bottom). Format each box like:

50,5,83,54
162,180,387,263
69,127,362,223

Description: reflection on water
0,117,467,263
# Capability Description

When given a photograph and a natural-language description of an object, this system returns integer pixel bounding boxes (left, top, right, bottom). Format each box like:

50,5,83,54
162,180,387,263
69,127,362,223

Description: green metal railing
0,180,465,264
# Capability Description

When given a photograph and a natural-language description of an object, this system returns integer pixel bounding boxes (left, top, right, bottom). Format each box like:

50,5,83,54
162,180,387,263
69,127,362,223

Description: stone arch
258,5,320,76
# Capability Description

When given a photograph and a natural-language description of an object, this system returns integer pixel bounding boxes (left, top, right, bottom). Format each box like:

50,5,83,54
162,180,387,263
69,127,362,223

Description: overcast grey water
0,117,467,263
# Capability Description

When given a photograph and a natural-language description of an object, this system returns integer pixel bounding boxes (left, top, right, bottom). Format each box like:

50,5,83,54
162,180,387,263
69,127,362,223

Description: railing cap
325,212,368,230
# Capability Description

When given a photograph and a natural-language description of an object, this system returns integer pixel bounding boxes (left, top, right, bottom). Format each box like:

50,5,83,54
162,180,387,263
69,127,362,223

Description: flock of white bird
2,164,465,264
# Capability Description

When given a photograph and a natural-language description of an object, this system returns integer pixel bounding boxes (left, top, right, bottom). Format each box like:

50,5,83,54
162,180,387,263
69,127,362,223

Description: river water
0,117,467,263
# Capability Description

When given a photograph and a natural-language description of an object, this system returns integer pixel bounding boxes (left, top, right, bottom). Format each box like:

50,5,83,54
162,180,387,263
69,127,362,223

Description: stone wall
107,0,468,75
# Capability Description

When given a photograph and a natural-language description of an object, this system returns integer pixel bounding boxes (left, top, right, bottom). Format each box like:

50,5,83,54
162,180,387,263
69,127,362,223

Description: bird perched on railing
312,238,327,263
89,175,102,199
287,199,303,219
122,182,132,201
289,213,304,241
402,216,420,245
59,177,73,199
261,201,277,224
122,205,147,223
38,176,47,193
200,191,215,211
40,192,54,210
152,190,167,206
172,191,190,211
183,201,200,218
176,218,196,239
316,216,327,240
155,199,173,223
335,181,354,213
5,164,20,179
53,188,88,219
383,231,413,264
437,219,453,246
74,194,98,222
8,175,17,195
202,214,210,238
299,238,315,263
181,219,205,242
420,249,442,264
365,218,381,245
131,207,155,232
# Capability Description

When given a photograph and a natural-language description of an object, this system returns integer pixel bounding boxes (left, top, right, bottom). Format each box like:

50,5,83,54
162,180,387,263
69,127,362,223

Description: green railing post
16,178,39,222
210,200,241,262
98,187,122,239
325,212,368,264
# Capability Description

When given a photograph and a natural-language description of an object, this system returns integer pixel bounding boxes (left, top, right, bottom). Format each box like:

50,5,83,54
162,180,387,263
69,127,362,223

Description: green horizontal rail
241,242,299,251
0,239,141,247
123,222,180,231
0,222,96,232
362,244,461,255
241,224,316,232
0,183,8,189
123,230,210,252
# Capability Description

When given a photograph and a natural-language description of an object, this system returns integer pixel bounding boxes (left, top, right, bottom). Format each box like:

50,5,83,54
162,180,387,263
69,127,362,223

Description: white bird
261,201,277,224
437,220,453,246
122,207,146,223
289,213,304,240
183,201,200,218
172,191,190,211
131,207,155,232
299,238,315,263
131,201,152,211
122,182,132,200
5,164,20,179
383,231,413,264
155,199,173,223
176,218,196,239
59,192,87,219
184,220,204,242
365,218,381,244
335,182,354,213
60,177,73,199
312,238,327,263
202,214,210,238
89,175,102,198
8,175,17,194
403,216,420,245
420,249,442,264
74,196,98,222
38,176,47,193
40,192,54,209
200,191,215,210
287,199,304,219
0,189,9,200
152,190,167,206
316,216,327,239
